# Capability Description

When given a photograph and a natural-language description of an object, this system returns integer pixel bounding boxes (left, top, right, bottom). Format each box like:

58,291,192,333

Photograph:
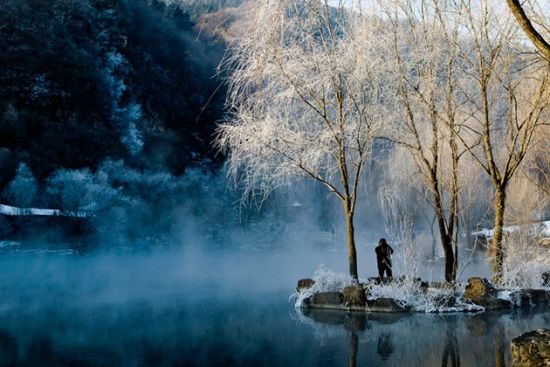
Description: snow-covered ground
0,203,88,217
472,221,550,239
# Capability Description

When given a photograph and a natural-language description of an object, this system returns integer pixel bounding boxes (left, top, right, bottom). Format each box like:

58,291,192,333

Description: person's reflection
441,322,460,367
377,333,394,361
349,331,358,367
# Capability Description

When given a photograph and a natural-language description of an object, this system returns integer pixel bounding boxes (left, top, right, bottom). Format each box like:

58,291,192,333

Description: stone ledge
297,277,550,314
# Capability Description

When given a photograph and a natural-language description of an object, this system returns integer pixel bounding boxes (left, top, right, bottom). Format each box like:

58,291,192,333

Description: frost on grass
291,265,351,308
367,279,483,313
292,266,484,313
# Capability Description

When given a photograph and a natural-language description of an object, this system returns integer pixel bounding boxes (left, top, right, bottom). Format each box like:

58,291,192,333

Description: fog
0,155,494,302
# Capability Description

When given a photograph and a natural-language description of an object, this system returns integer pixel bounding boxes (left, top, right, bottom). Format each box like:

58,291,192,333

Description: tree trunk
442,235,455,283
441,324,460,367
506,0,550,62
434,189,456,283
344,202,359,281
492,188,507,284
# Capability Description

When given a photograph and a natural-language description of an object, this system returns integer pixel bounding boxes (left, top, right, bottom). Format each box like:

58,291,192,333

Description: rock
296,278,315,292
529,289,550,305
542,272,550,287
311,292,343,307
510,290,534,307
511,329,550,367
464,277,497,302
342,285,367,307
367,298,409,313
509,289,550,307
463,278,512,309
479,298,512,310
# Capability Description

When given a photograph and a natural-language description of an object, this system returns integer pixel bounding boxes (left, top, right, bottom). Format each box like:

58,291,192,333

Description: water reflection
0,249,548,367
377,333,394,361
349,332,358,367
441,322,460,367
300,308,550,366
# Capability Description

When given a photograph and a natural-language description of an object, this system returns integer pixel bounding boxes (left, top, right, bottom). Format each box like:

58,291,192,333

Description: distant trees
0,0,226,187
216,0,387,280
3,163,37,211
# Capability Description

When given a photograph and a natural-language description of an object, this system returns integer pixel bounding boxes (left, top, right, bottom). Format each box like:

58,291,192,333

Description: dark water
0,251,548,366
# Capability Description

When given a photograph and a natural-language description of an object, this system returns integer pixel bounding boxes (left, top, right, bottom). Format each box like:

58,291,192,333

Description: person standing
375,238,394,283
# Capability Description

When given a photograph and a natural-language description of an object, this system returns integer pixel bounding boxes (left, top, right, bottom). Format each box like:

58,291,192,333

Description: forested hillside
0,0,227,188
0,0,255,246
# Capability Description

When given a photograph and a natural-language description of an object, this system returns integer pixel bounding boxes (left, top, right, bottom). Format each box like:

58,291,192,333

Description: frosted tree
4,163,37,211
378,0,468,282
457,0,550,283
215,0,387,280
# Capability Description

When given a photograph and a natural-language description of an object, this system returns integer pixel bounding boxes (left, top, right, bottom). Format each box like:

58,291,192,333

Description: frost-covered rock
463,278,511,310
463,277,497,301
296,278,315,292
342,285,367,307
310,292,343,307
292,265,351,308
511,329,550,367
506,289,550,307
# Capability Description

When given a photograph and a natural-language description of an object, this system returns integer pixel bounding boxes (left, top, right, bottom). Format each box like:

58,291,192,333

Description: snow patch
0,203,88,217
472,221,550,239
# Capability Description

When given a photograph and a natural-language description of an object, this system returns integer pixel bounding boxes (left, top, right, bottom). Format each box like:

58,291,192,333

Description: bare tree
215,0,387,280
379,0,468,282
457,0,550,283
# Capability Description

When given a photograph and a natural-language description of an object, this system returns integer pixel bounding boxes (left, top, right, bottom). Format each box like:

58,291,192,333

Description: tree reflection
441,322,460,367
377,333,394,361
349,331,358,367
494,325,505,367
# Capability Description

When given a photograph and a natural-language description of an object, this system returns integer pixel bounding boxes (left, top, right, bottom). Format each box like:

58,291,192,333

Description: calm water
0,251,548,366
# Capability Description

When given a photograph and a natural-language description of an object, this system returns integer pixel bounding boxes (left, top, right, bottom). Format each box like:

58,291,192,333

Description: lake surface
0,251,547,366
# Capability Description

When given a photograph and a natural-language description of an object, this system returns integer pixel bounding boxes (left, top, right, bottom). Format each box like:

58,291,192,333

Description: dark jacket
375,242,394,265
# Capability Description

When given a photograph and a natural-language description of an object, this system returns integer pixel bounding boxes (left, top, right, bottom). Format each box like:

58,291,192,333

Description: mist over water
0,160,507,366
0,247,546,366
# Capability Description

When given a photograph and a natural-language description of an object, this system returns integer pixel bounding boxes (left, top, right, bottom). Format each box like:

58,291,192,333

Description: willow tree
458,0,550,283
378,0,467,282
215,0,387,280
